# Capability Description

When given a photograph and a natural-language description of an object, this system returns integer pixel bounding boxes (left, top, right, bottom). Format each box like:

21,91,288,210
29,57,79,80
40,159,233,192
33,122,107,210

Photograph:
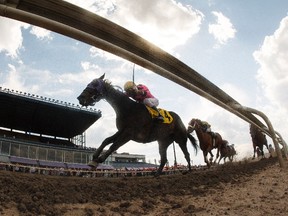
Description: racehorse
217,140,236,164
77,74,198,176
187,118,224,168
249,124,269,159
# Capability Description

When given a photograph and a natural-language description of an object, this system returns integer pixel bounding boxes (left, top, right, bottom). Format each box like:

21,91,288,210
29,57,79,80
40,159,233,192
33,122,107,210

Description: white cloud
221,83,251,105
89,47,123,61
65,0,116,17
209,11,236,45
253,16,288,109
0,17,29,58
67,0,203,53
2,64,26,90
252,16,288,147
108,0,203,52
30,26,53,40
81,61,100,71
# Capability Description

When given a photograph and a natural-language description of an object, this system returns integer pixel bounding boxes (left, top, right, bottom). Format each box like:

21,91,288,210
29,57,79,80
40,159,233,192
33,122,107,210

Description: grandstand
0,87,157,171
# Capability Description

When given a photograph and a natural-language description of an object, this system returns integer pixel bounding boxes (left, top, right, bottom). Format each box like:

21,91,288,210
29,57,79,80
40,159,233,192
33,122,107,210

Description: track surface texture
0,157,287,216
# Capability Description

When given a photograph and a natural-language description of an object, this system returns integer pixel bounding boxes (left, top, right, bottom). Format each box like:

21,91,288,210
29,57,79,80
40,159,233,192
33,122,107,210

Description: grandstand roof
0,88,102,138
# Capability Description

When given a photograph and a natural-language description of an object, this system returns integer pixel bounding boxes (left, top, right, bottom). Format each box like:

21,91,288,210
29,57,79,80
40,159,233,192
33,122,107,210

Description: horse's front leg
96,131,131,164
88,132,121,168
261,149,265,159
217,155,223,164
214,147,220,164
93,132,120,159
209,151,214,161
252,145,256,159
203,151,211,168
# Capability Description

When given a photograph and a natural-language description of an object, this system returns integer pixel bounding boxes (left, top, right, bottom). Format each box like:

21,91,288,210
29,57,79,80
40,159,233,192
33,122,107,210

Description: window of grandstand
55,150,64,162
29,146,37,159
19,145,29,158
11,143,20,157
64,150,73,163
38,148,47,160
0,141,10,155
47,149,56,161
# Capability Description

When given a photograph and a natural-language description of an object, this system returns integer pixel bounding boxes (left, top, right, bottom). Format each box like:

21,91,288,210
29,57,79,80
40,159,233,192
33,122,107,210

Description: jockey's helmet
124,81,136,92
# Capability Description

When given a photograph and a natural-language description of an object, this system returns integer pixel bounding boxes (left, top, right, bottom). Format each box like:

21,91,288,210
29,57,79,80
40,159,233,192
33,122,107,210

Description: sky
1,0,288,166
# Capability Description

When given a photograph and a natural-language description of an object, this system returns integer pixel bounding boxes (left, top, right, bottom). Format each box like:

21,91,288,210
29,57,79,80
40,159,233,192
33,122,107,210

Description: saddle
145,106,173,124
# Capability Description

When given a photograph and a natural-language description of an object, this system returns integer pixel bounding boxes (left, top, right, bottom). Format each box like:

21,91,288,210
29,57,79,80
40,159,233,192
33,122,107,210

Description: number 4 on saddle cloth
146,106,173,124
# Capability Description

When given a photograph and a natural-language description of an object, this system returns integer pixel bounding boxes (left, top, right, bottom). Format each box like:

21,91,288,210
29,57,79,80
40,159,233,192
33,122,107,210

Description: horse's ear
99,74,105,80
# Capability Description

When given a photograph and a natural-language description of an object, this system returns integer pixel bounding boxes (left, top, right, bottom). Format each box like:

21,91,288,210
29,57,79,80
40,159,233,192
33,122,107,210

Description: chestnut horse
187,118,224,168
249,124,269,159
77,74,198,176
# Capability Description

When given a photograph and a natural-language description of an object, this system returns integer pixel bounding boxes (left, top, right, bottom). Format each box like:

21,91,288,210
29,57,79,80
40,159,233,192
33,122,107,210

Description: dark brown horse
249,124,269,159
217,140,236,164
77,74,198,176
187,118,224,168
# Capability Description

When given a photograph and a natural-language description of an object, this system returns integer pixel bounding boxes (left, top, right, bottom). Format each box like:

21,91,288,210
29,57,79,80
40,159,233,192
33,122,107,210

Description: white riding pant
143,98,159,107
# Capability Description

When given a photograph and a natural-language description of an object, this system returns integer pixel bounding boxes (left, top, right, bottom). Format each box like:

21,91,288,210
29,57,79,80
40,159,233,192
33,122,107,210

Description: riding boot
151,106,164,122
208,132,216,147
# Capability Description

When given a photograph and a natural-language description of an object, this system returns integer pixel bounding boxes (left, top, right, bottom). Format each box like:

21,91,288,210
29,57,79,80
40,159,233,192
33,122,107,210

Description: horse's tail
187,133,198,155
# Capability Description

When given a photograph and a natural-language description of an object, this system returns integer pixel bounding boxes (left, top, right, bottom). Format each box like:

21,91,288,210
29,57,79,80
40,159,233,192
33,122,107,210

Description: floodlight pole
230,103,286,168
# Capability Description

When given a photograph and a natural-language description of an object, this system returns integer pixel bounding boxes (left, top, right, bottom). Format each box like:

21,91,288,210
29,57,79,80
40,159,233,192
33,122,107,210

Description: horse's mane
103,79,126,96
104,79,124,92
190,118,202,125
102,79,139,108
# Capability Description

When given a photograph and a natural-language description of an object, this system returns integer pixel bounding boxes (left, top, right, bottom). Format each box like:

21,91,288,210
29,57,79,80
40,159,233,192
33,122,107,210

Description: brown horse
187,118,223,168
217,140,236,164
249,124,269,159
77,74,198,176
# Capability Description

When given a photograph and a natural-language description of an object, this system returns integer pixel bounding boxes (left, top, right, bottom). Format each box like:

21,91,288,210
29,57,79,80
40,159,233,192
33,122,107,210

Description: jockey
124,81,164,122
201,121,211,132
201,121,216,138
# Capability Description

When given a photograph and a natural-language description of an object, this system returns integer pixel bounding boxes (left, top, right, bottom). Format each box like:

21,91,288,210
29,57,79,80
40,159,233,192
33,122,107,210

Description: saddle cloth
146,106,173,124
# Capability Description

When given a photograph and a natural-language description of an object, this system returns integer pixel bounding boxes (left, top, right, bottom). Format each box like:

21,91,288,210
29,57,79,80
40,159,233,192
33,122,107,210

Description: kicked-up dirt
0,157,287,216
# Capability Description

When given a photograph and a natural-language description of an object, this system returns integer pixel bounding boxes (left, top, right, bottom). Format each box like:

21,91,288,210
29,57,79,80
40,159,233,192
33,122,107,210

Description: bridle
84,79,106,104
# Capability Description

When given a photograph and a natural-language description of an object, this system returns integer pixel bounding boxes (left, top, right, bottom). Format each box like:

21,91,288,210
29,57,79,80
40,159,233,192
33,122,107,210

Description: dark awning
0,89,101,138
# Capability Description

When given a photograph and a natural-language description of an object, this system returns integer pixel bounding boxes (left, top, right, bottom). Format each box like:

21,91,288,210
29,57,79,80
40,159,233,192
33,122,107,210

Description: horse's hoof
88,161,98,167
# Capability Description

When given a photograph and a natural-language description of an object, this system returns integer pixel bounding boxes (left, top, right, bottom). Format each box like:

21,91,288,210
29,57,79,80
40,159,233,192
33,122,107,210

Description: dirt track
0,157,287,216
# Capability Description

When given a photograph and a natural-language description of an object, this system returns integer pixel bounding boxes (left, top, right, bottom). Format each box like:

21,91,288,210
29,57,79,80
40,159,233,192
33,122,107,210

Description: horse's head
77,74,106,107
187,118,201,133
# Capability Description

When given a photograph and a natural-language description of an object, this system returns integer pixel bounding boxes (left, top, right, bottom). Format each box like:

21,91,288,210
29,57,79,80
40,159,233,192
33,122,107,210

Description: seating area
8,155,114,170
110,161,157,170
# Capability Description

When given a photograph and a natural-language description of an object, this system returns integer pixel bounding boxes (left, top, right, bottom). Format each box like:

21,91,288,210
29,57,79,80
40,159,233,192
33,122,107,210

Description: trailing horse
217,140,236,164
249,124,269,159
187,118,223,168
77,74,198,176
